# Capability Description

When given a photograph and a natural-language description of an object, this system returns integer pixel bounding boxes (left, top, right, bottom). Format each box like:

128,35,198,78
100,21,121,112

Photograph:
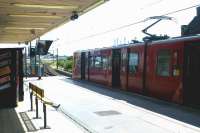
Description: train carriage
72,35,200,108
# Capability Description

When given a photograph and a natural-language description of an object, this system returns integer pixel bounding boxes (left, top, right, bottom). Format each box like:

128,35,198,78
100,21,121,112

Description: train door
81,52,86,80
183,43,200,107
127,47,143,93
85,52,89,80
88,52,91,80
112,49,121,87
120,48,128,90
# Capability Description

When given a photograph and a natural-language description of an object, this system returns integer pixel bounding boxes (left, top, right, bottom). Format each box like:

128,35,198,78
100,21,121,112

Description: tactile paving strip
19,112,37,132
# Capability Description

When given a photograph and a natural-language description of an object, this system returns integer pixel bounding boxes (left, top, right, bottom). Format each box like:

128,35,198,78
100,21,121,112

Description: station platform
22,76,200,133
0,78,86,133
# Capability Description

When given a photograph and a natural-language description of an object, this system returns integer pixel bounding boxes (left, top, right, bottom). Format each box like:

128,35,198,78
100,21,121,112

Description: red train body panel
146,41,184,103
127,44,145,94
89,49,112,86
72,35,200,107
72,52,81,79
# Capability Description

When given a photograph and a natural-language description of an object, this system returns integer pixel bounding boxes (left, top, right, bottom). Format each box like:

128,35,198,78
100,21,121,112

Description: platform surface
26,76,200,133
0,79,86,133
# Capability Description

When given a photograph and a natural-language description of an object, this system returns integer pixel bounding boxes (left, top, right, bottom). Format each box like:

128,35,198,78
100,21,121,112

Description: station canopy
0,0,107,43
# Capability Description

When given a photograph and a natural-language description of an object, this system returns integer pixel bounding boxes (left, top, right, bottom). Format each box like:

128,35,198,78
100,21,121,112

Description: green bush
64,60,73,72
57,60,65,67
56,57,73,72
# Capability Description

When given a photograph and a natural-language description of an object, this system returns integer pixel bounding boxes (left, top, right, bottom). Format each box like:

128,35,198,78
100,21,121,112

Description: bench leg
30,92,33,111
33,97,41,119
40,103,50,129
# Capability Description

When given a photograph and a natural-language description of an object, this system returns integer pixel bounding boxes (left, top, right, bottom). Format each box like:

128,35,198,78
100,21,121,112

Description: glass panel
89,56,94,68
157,50,171,76
95,56,102,68
102,57,108,70
129,53,139,74
121,53,127,72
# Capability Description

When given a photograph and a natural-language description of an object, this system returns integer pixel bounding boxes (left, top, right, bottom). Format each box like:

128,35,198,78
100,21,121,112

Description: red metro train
72,35,200,108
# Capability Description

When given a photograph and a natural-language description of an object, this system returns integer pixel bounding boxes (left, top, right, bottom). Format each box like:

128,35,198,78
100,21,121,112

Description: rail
55,69,72,77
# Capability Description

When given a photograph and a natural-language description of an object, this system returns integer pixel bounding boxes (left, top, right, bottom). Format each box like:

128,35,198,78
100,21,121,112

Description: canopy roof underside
0,0,106,43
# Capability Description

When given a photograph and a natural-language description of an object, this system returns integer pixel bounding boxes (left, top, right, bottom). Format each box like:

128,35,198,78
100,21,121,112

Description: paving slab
26,76,200,133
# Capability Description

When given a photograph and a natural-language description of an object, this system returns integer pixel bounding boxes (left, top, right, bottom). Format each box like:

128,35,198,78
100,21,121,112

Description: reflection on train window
89,56,94,68
95,56,102,68
129,53,139,74
77,56,81,68
157,50,171,76
73,57,76,68
102,57,108,70
121,53,126,72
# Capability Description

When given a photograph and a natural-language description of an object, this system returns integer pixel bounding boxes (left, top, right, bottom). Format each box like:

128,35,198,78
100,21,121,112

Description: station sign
36,40,53,55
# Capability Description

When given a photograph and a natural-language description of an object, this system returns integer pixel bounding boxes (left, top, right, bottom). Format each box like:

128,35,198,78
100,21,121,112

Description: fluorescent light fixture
13,3,78,10
9,14,63,19
5,27,45,30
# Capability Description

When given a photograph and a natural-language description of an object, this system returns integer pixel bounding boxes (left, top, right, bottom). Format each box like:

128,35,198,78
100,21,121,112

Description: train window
121,53,127,72
102,57,108,70
89,56,94,68
129,52,139,74
95,56,102,68
73,57,76,68
77,57,81,67
157,50,171,76
172,51,180,76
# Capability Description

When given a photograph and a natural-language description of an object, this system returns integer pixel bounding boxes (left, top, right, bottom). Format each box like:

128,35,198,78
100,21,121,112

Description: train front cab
183,41,200,108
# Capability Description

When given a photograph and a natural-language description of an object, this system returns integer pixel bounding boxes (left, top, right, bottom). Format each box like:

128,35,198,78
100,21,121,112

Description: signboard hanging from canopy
36,40,53,55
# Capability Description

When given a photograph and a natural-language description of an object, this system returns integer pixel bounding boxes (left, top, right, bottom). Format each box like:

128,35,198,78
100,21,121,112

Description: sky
39,0,200,55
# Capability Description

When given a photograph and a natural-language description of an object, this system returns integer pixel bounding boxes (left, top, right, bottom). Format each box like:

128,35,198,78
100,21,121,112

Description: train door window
157,50,171,76
172,51,180,76
77,56,81,68
129,52,139,74
95,56,102,68
74,55,79,69
121,53,127,72
102,56,108,70
73,56,76,68
89,56,94,68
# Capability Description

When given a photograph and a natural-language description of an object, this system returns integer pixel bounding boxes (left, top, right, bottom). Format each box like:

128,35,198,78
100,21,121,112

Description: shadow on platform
63,78,200,128
0,108,25,133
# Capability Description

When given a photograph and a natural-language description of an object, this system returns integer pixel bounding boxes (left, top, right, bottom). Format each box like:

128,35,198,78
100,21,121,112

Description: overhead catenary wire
67,3,200,44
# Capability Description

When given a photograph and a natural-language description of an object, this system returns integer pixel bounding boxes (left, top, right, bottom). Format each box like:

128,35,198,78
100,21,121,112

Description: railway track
43,64,72,77
43,64,59,76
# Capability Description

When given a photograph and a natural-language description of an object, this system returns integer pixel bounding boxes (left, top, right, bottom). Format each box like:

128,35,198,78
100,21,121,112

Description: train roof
74,35,200,53
150,35,200,45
